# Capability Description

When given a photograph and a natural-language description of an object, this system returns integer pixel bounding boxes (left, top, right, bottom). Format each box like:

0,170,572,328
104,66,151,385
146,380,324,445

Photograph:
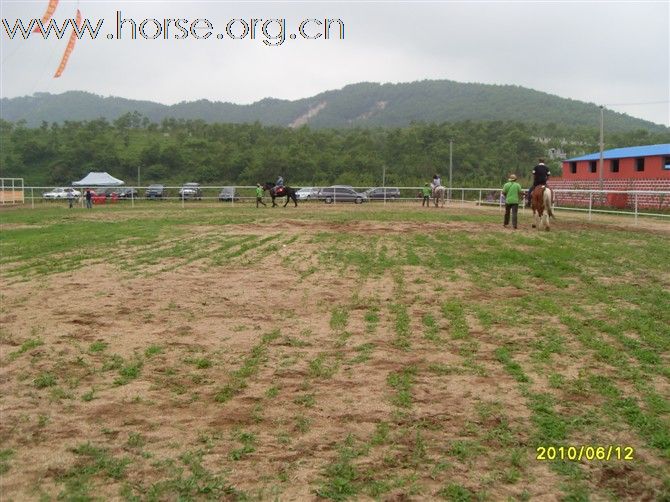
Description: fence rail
10,185,670,222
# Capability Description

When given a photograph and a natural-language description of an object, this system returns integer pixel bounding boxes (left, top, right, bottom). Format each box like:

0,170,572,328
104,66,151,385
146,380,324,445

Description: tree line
1,114,668,187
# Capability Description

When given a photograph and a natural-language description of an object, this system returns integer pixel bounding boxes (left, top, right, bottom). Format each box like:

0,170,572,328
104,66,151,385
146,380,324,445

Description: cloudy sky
1,0,668,126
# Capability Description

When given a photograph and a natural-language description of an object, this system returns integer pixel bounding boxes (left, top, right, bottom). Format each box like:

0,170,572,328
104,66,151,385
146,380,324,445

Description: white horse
432,184,446,208
531,186,555,231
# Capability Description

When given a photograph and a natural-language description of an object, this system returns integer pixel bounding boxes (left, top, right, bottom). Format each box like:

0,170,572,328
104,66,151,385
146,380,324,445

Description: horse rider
527,159,550,207
274,175,285,196
431,174,441,198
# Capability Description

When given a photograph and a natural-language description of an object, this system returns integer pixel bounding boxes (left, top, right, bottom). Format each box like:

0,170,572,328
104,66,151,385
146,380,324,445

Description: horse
432,184,446,208
530,185,555,231
263,182,298,208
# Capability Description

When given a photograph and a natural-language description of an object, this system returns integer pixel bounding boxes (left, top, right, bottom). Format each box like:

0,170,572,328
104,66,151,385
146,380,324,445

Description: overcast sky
1,1,668,126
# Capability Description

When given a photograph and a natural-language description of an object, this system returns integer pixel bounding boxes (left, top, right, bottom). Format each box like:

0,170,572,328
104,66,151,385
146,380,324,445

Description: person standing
421,183,431,207
67,189,75,209
527,158,550,207
256,183,266,208
85,188,92,209
502,174,522,229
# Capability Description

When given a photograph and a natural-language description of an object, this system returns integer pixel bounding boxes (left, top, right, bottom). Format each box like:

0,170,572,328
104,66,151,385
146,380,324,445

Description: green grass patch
390,303,411,350
387,366,417,409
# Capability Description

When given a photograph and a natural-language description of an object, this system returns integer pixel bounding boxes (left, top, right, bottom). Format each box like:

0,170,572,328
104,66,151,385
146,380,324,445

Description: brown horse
531,186,555,231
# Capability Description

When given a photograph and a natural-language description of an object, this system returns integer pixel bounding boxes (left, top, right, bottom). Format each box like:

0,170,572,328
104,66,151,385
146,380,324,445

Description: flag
53,9,81,78
33,0,59,33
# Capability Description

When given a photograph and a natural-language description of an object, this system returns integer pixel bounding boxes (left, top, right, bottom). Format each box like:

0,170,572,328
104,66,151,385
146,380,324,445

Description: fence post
31,187,34,209
181,190,185,209
461,189,464,207
634,193,638,225
588,192,592,221
478,189,482,207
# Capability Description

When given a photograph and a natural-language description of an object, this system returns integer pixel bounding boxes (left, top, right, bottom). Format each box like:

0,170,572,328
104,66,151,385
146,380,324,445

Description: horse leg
272,195,277,207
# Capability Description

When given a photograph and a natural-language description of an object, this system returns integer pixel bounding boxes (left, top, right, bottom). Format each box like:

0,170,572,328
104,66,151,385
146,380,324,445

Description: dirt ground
1,207,668,500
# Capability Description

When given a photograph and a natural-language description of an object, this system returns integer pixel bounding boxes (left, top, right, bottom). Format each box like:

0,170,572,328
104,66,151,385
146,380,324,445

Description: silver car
318,186,368,204
295,187,320,200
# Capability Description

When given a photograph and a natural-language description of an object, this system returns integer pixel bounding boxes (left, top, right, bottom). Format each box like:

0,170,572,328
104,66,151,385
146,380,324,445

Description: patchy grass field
1,203,669,501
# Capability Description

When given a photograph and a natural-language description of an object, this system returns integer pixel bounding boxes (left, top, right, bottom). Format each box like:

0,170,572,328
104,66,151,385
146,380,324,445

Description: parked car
42,187,81,199
179,182,202,199
295,187,320,200
365,187,401,200
145,184,167,198
116,187,138,198
218,186,240,202
317,186,368,204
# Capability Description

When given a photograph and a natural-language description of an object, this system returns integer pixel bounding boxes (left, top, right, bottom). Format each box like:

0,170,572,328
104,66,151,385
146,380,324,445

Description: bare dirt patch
1,212,667,500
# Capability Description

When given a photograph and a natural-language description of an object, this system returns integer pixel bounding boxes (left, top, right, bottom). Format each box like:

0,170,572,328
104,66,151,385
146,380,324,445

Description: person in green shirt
502,174,522,229
255,184,267,208
421,183,432,207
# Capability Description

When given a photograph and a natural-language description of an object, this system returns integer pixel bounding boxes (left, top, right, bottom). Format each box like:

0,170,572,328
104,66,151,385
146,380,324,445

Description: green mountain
1,80,666,132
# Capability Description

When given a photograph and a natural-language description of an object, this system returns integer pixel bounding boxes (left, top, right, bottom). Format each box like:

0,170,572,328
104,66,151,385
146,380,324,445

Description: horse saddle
274,186,286,196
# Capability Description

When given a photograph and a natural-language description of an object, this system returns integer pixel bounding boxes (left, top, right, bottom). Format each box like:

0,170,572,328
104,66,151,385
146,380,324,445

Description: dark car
365,187,401,200
318,186,368,204
218,186,240,202
146,184,167,198
116,187,139,198
179,182,202,200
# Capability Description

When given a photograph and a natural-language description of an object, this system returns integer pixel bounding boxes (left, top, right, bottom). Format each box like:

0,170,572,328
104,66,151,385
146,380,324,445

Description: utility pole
449,139,453,201
599,106,604,203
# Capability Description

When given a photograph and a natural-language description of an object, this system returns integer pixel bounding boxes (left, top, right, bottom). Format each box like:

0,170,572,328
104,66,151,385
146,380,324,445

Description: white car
295,187,320,200
178,182,202,199
42,187,81,199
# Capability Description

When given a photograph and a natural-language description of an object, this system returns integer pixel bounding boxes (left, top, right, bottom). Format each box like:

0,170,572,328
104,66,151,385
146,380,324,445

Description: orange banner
53,9,81,78
33,0,59,33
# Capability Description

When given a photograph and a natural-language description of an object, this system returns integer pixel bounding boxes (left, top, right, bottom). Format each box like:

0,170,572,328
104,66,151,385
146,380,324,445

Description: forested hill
3,117,669,187
1,80,666,132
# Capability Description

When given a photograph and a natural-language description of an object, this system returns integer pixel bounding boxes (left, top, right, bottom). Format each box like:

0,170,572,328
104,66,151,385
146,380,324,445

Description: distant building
547,147,567,160
551,144,670,209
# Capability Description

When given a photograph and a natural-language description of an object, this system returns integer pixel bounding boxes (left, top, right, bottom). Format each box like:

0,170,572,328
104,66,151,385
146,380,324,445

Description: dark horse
263,182,298,207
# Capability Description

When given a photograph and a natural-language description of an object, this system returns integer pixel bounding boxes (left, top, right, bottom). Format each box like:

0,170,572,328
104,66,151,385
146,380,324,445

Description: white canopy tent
72,172,125,187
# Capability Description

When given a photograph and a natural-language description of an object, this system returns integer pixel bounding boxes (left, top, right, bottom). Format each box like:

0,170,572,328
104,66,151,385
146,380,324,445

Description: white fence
14,185,670,222
0,178,24,204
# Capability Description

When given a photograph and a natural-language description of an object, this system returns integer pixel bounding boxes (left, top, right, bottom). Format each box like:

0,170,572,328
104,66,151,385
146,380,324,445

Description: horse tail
545,188,555,218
